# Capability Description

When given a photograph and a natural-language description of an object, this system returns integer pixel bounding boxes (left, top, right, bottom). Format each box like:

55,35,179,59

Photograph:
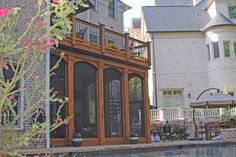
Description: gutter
151,34,158,108
45,0,51,148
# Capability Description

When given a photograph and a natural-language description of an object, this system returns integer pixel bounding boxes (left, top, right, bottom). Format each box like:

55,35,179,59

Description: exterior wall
207,0,236,19
205,26,236,93
0,0,46,147
78,0,125,34
152,32,208,108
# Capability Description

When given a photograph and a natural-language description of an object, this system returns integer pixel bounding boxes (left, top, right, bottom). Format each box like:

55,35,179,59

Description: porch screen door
73,62,98,138
104,68,123,138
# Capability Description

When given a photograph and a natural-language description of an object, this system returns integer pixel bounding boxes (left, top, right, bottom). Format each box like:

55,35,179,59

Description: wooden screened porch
50,15,151,147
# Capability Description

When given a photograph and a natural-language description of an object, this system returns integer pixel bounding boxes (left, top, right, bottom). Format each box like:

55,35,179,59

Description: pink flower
52,0,60,4
2,63,9,70
0,8,9,17
43,39,55,46
8,95,15,100
48,39,55,46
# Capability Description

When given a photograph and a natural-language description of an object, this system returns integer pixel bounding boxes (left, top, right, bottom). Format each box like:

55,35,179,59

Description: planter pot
72,138,83,146
129,137,138,144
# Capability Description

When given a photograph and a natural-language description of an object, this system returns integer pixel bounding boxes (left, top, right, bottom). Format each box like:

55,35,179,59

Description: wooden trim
71,15,76,46
144,72,151,143
68,57,74,141
98,62,105,144
123,68,130,139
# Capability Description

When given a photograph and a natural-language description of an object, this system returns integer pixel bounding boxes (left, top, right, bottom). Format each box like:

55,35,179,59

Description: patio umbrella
189,88,236,140
190,92,236,108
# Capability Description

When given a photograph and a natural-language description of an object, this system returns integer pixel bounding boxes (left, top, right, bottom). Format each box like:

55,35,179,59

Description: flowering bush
0,0,88,155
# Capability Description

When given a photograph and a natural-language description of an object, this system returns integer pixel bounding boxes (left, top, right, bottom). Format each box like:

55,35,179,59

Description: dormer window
229,6,236,19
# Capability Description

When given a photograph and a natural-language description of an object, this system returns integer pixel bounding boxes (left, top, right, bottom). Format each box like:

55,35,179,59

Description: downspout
151,34,158,108
45,0,51,148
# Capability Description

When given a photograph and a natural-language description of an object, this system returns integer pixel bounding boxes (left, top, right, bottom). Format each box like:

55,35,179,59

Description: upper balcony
60,15,151,69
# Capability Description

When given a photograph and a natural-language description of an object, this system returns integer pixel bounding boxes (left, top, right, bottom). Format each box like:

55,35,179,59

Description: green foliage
222,108,236,121
0,0,88,155
107,43,118,49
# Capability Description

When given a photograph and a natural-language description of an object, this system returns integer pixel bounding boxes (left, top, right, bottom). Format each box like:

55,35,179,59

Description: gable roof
202,13,236,31
142,5,211,32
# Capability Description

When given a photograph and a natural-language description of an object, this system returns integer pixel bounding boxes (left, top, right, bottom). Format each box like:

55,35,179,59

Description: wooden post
98,62,105,144
123,68,130,141
124,33,130,60
147,41,151,66
100,24,105,54
71,15,76,46
144,72,151,143
67,57,74,142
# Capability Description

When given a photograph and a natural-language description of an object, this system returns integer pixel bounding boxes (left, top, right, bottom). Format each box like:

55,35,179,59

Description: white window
1,65,23,129
162,89,184,108
229,5,236,19
212,42,220,58
223,41,231,57
108,0,116,19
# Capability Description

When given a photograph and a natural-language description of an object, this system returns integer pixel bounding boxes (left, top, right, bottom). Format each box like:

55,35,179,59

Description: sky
122,0,153,30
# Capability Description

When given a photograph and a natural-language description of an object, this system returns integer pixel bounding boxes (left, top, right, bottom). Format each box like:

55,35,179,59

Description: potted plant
129,133,138,144
72,132,83,146
107,43,118,49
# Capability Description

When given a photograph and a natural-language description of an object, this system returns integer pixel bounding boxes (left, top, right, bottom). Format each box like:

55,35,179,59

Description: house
132,0,236,120
0,0,151,148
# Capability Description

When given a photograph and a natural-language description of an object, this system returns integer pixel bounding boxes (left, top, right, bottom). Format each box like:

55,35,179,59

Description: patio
20,140,236,156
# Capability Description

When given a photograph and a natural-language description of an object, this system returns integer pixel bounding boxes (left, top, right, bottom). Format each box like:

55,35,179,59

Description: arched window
74,62,97,138
50,55,67,138
128,74,145,137
104,68,123,137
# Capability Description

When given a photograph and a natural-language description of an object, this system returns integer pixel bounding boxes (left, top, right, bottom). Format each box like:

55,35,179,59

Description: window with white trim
223,41,231,57
162,89,184,108
108,0,116,18
212,42,220,58
1,65,23,128
229,5,236,19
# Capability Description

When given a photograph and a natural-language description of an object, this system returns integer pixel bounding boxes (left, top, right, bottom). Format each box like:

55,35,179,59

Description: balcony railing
150,107,235,121
61,15,151,67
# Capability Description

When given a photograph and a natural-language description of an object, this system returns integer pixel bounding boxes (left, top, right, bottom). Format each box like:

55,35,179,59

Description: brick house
0,0,151,148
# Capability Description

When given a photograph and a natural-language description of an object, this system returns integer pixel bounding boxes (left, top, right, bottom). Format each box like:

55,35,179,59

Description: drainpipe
45,0,51,148
151,34,158,108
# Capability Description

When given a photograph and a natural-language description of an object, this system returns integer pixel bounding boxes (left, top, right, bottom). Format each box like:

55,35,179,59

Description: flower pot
72,138,83,146
129,137,138,144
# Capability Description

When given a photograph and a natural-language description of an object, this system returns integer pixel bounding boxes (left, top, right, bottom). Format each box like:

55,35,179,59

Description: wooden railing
64,15,151,67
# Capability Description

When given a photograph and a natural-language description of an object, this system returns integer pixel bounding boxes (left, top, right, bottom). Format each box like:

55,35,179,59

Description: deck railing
66,15,151,66
150,107,236,121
